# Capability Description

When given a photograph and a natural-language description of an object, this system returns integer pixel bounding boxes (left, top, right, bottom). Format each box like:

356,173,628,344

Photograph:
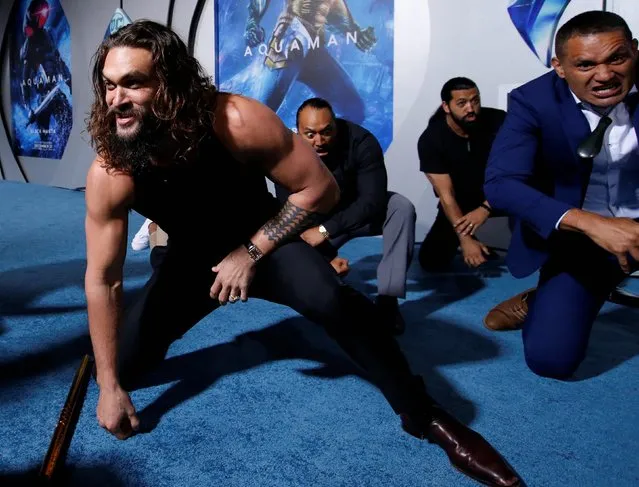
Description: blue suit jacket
484,71,639,278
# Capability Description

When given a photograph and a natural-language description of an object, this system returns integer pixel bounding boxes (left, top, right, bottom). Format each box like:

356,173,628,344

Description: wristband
244,240,263,262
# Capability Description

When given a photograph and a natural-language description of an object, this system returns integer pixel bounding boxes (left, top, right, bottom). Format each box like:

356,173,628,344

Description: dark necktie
577,115,612,159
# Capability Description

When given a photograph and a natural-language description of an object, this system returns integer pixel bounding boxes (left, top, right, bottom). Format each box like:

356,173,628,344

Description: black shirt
276,118,388,238
132,134,280,264
417,107,505,212
320,119,388,237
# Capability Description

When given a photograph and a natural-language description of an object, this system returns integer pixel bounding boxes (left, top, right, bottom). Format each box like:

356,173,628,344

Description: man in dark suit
483,11,639,379
277,98,416,335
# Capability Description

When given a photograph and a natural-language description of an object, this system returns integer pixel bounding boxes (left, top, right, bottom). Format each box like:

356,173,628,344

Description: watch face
245,241,262,262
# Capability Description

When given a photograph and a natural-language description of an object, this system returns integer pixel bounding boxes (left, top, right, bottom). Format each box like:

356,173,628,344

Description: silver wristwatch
244,240,263,262
318,224,330,240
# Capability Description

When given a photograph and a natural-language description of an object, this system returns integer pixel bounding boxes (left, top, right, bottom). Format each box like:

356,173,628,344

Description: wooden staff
39,354,94,481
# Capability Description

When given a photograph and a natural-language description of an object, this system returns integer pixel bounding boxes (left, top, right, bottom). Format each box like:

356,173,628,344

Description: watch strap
318,224,330,240
244,240,263,262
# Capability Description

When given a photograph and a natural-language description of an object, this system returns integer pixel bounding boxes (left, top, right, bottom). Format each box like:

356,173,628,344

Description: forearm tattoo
260,200,323,244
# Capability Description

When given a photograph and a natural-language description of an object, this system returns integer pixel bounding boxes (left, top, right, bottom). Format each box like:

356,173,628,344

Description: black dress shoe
400,406,521,487
608,287,639,308
376,295,406,335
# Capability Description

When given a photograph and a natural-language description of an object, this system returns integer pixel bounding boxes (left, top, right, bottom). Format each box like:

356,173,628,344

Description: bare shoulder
85,157,134,217
213,93,291,161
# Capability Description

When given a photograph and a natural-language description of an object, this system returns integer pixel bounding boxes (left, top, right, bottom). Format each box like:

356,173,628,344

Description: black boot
376,295,405,335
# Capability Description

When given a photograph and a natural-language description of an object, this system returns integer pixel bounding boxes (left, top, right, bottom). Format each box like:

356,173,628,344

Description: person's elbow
285,171,339,215
483,178,498,208
84,263,123,297
316,173,340,214
483,168,508,212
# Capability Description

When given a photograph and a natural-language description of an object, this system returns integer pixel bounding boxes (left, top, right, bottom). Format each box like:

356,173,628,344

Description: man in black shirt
85,23,521,486
277,98,416,335
417,77,506,271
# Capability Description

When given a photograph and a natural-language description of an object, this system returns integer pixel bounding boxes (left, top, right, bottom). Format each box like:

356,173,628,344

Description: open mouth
592,83,622,99
116,115,136,127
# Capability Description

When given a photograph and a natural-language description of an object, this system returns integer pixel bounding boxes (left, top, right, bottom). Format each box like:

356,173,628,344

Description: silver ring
229,295,239,303
469,223,474,227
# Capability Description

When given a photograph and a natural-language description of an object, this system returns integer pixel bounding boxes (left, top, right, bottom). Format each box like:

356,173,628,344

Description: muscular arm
216,94,339,255
84,160,133,389
425,173,471,242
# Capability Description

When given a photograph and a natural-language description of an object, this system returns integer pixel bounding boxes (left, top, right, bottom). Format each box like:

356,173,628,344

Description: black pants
120,240,430,415
418,209,510,271
418,210,461,271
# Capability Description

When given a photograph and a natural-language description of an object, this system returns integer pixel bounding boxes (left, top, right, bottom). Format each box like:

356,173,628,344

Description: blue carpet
0,180,638,486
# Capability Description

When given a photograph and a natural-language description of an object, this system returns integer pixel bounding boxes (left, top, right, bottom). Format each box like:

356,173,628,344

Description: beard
104,105,165,176
451,110,479,132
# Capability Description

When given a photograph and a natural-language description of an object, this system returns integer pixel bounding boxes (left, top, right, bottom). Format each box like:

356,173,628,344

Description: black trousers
120,240,430,415
418,208,509,271
418,210,461,271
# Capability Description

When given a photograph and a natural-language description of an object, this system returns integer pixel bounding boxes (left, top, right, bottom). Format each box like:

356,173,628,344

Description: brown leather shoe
401,407,521,486
483,289,535,331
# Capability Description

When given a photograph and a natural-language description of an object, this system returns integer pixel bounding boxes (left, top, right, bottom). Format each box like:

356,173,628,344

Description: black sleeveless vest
131,134,279,261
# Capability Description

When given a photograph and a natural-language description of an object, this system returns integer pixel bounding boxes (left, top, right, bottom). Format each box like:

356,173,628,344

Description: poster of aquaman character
9,0,72,159
216,0,394,150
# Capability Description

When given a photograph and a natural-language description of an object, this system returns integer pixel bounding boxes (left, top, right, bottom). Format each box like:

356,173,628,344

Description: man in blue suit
484,11,639,379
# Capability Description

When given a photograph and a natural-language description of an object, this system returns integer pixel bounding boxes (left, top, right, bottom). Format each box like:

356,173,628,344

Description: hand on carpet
97,386,140,440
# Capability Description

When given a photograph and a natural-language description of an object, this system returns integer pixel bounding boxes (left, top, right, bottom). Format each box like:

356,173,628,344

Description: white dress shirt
555,88,639,228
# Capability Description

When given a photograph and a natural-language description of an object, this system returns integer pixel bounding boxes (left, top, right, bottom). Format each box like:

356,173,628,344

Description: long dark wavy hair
87,20,217,174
